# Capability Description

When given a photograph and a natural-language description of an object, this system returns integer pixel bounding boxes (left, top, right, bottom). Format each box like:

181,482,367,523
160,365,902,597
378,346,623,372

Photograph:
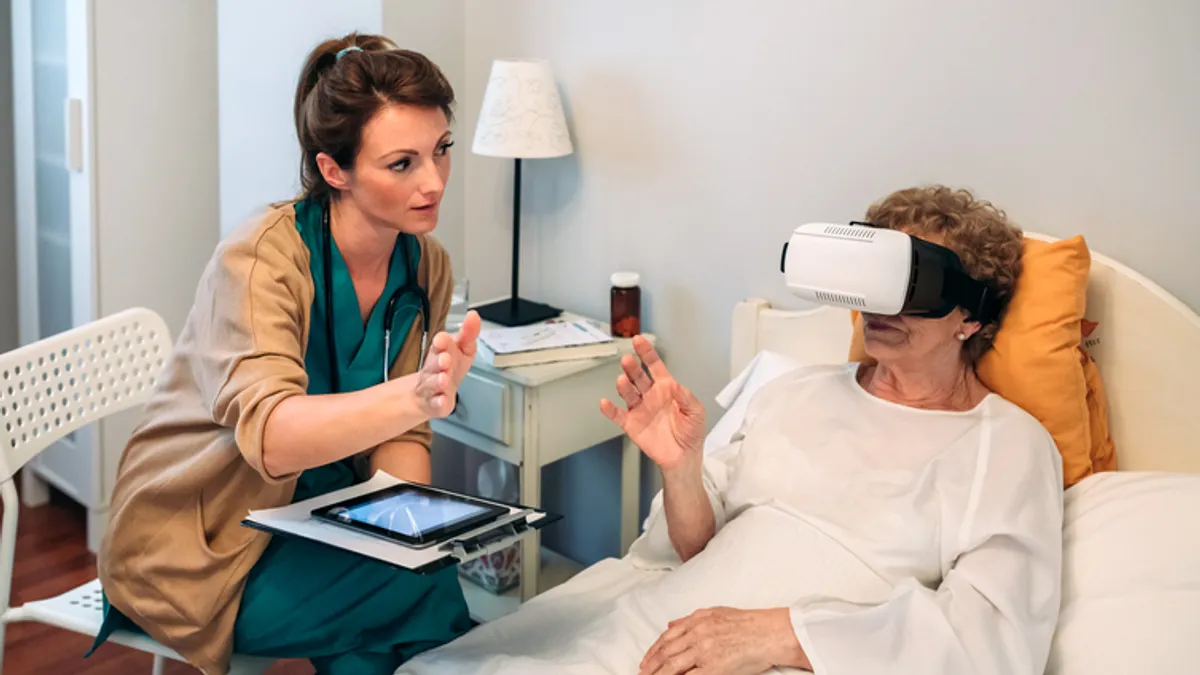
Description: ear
947,307,981,340
315,152,352,192
959,319,983,340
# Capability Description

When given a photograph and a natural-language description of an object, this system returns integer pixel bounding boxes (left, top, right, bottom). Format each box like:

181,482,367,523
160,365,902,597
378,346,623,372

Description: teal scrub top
292,196,424,501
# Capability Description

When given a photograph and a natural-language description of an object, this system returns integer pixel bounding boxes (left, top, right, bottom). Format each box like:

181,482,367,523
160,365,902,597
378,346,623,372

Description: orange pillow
848,236,1116,488
1081,343,1117,474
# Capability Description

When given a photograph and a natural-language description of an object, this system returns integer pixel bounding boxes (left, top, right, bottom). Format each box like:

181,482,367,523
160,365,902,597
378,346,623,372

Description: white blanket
398,364,1063,674
397,509,890,674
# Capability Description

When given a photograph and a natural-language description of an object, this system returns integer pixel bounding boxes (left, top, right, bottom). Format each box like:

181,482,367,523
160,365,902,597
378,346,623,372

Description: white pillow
703,350,803,453
1047,470,1200,675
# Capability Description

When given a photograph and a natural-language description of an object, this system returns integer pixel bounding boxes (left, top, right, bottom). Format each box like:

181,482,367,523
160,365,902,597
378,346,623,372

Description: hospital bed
722,232,1200,674
401,232,1200,675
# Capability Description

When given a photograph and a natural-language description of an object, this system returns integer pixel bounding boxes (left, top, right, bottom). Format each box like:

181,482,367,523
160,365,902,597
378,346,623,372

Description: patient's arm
661,463,716,562
599,336,714,560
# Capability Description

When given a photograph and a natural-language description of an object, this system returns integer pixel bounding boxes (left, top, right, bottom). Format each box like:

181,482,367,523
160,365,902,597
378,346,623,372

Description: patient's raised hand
600,336,705,472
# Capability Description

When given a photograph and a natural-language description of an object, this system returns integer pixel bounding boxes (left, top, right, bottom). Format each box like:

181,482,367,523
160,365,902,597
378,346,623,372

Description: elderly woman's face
862,230,979,366
861,311,969,364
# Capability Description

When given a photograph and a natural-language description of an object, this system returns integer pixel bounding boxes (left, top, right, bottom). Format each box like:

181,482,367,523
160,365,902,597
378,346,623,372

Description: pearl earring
957,332,967,341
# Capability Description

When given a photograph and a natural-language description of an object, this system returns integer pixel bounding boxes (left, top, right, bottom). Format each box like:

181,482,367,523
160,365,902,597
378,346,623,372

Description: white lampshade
472,58,574,159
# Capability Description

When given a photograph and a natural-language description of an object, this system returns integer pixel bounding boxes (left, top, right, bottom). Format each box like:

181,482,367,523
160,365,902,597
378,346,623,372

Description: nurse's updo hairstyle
865,185,1024,365
293,32,455,201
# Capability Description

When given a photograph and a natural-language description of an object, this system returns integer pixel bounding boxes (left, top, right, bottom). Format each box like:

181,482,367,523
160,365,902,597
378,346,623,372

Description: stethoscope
322,204,431,394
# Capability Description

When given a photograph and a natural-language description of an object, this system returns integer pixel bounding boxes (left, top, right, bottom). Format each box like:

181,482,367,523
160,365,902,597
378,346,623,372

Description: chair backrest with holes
0,308,174,481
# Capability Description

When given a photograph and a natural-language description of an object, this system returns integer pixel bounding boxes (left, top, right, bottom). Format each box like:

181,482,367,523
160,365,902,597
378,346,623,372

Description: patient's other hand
600,336,705,472
640,607,812,675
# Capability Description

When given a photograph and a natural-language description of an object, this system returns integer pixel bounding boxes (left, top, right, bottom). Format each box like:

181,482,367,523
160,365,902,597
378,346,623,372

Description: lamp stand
475,158,562,327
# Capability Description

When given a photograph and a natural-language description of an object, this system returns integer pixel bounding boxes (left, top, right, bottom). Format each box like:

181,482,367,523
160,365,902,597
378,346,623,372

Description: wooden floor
2,478,312,674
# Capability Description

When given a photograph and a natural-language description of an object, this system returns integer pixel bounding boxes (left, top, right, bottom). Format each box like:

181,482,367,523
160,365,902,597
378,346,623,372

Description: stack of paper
476,320,618,368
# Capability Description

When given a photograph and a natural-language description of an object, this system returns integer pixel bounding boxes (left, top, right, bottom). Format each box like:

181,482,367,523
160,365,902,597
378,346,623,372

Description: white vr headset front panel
782,223,913,315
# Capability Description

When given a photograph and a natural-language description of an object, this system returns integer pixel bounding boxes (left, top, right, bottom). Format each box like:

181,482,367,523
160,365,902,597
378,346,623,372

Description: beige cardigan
96,202,454,674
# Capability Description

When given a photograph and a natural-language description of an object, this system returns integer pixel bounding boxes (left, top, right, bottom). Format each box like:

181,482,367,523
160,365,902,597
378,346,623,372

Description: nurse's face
339,103,453,236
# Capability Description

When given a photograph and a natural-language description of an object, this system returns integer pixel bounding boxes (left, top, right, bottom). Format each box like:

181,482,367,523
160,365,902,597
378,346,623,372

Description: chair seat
17,578,186,660
16,577,273,672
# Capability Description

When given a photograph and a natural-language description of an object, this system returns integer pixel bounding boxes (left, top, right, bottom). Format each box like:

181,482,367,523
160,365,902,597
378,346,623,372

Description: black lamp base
475,297,562,327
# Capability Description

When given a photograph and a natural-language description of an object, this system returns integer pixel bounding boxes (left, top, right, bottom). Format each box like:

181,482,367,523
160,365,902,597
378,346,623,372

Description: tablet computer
311,483,509,549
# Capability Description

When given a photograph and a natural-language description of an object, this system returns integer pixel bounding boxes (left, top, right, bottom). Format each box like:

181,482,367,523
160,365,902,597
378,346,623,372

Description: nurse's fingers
431,332,456,354
428,394,448,415
419,370,453,396
422,349,452,375
454,311,481,348
622,354,653,393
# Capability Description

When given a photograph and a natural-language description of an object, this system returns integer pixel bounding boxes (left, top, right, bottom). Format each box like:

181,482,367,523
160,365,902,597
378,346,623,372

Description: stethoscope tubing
321,203,431,393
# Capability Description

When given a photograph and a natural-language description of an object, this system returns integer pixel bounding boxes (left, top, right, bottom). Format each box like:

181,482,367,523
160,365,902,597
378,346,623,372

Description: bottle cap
611,272,640,288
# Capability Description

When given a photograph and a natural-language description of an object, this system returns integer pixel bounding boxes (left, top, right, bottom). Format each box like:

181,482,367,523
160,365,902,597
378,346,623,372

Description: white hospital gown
398,363,1064,675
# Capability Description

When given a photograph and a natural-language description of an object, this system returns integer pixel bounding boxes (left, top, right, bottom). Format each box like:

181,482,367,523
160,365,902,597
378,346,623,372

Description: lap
233,531,472,662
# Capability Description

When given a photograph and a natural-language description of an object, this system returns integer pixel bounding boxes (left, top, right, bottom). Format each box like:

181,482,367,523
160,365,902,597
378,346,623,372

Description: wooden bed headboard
731,233,1200,474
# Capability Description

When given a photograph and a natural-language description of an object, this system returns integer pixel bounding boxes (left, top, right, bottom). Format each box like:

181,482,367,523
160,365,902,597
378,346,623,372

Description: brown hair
865,185,1024,364
293,32,455,201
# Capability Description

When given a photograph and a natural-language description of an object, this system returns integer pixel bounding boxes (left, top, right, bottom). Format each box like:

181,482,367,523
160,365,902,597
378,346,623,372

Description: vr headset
780,222,999,323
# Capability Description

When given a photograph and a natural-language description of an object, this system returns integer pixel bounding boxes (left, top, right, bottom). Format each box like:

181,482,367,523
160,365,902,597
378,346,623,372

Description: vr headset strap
942,267,999,324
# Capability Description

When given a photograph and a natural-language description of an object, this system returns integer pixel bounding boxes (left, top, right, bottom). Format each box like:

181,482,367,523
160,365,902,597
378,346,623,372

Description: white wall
94,0,219,335
218,0,382,237
383,0,466,273
0,0,17,354
92,0,223,506
462,0,1200,562
465,0,1200,419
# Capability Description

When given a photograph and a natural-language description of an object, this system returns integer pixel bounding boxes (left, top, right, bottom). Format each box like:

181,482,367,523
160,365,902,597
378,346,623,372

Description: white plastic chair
0,308,273,674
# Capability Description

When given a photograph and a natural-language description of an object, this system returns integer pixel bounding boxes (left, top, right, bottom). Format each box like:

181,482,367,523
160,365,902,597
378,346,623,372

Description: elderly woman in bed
395,186,1063,675
599,186,1063,675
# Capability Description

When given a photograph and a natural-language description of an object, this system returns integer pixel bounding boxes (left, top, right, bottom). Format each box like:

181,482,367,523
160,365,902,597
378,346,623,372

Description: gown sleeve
625,436,742,570
198,215,310,484
789,410,1065,675
626,372,792,570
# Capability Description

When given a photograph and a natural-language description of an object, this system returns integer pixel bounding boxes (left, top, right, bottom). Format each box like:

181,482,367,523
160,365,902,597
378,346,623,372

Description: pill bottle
610,272,641,338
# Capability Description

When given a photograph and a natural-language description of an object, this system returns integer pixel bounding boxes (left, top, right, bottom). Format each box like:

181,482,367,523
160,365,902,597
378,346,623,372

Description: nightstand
430,312,656,623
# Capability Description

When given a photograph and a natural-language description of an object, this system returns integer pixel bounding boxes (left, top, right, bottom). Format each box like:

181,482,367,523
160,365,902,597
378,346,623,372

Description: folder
241,471,561,574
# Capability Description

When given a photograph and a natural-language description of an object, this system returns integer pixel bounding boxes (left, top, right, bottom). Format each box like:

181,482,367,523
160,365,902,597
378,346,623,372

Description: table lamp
471,58,575,326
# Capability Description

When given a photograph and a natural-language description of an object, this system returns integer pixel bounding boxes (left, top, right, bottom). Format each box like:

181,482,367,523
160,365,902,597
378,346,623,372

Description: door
11,0,100,507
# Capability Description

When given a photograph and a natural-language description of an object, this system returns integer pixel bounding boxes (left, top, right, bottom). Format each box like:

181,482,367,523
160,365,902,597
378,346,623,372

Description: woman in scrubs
90,33,479,675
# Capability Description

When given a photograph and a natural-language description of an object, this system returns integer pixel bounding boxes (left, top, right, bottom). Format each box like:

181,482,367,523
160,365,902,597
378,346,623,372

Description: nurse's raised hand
415,310,480,419
600,336,705,473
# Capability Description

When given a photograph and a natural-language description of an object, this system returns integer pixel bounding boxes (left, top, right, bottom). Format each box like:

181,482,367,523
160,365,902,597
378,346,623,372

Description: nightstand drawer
446,371,511,444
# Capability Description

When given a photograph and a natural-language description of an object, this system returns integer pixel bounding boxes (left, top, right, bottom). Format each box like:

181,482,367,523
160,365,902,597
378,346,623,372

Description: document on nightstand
477,320,618,368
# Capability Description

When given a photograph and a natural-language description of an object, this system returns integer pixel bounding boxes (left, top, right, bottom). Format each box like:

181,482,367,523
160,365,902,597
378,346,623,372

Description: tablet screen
314,484,507,545
339,490,489,537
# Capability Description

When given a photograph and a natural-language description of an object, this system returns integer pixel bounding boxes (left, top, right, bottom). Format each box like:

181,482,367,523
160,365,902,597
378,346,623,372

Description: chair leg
19,469,50,508
87,505,110,555
151,654,165,675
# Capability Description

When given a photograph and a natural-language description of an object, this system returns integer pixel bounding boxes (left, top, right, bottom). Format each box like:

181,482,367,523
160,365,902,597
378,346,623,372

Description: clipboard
240,471,562,575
